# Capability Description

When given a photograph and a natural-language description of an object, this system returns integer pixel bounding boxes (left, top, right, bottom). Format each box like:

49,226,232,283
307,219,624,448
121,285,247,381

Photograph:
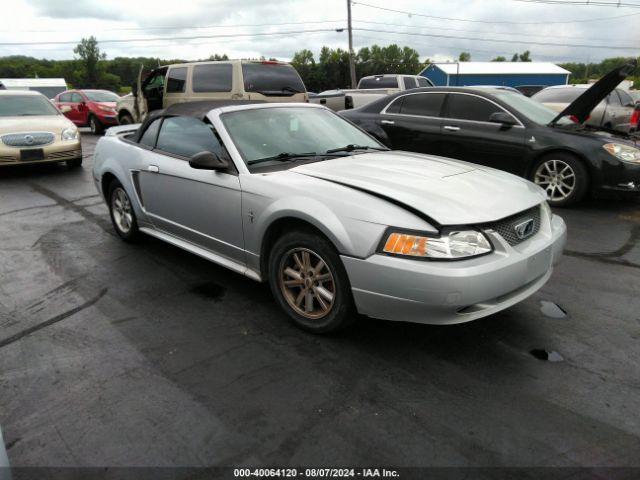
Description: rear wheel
89,115,104,135
532,153,588,207
268,229,355,334
118,113,134,125
108,179,141,242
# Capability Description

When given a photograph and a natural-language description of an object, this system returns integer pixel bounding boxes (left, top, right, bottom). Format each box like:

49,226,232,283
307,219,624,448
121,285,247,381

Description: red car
53,89,120,134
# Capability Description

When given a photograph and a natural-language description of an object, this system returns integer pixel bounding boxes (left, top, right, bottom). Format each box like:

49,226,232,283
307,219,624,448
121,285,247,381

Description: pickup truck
309,74,433,111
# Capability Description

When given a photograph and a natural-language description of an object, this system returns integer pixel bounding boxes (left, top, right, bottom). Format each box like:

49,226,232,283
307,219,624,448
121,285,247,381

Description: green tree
492,56,506,62
458,52,471,62
73,36,106,87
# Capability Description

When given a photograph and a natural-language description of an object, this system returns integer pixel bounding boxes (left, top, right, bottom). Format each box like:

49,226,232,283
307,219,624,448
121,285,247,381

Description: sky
0,0,638,64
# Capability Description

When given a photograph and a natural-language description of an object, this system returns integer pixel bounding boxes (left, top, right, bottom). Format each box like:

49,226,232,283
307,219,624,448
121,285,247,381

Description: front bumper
597,150,640,192
342,213,566,325
0,139,82,165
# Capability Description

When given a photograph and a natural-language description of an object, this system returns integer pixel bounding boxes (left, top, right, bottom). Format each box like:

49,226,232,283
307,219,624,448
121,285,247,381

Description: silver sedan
93,102,566,333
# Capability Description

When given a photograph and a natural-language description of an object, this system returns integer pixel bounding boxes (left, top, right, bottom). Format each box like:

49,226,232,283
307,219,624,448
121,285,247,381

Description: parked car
310,74,434,111
93,100,566,333
0,90,82,167
117,60,308,124
340,61,640,206
515,85,546,97
53,89,119,134
532,83,636,132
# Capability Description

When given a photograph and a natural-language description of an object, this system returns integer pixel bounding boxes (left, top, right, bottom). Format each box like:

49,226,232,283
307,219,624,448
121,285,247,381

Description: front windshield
492,91,572,125
84,90,119,102
0,95,60,117
221,107,384,166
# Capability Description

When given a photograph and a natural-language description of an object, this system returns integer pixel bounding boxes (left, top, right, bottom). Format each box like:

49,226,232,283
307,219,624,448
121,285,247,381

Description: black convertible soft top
133,100,266,142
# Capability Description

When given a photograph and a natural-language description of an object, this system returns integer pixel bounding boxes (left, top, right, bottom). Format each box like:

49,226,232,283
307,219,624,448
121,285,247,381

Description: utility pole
347,0,357,88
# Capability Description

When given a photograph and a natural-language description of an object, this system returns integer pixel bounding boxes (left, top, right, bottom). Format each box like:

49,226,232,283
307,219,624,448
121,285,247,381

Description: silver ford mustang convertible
93,101,566,333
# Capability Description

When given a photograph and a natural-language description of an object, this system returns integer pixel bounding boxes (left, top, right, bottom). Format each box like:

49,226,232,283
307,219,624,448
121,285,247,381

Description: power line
511,0,640,7
352,0,640,23
0,28,346,47
353,27,638,50
0,19,346,34
353,19,616,43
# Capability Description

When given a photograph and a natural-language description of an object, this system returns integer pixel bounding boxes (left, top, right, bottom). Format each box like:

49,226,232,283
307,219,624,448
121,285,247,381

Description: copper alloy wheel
111,187,133,234
534,159,576,202
278,247,336,320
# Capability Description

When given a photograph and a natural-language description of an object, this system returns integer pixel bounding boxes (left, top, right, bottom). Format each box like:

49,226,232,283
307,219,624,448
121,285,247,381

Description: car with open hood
92,101,566,333
0,90,82,168
340,61,640,206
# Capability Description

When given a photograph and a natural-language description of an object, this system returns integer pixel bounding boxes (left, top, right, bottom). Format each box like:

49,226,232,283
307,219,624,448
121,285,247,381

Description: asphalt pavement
0,132,639,476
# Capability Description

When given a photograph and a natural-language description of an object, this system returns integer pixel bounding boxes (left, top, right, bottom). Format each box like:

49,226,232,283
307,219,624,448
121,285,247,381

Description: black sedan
341,62,640,206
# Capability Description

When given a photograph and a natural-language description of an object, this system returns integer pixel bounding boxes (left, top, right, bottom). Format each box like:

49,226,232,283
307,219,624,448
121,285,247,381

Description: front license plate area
20,149,44,161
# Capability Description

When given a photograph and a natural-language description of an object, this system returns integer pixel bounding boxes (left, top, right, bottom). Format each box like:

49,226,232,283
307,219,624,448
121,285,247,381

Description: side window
446,94,504,122
416,77,432,87
385,97,403,114
138,118,161,148
607,92,622,107
618,89,634,107
192,64,233,92
70,93,83,103
399,93,445,117
59,93,72,102
156,116,225,158
166,67,187,93
403,76,418,89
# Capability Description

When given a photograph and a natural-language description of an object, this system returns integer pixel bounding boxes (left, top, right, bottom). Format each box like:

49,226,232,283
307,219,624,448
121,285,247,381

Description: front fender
253,196,355,255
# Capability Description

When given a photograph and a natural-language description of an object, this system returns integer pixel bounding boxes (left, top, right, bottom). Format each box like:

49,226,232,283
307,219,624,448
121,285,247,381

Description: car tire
119,113,134,125
67,158,83,168
89,115,104,135
108,179,141,242
531,153,589,207
268,229,356,334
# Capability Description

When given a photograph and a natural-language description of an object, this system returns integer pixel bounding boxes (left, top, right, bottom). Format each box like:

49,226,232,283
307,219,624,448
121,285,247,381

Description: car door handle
443,125,460,131
380,120,395,125
147,165,159,173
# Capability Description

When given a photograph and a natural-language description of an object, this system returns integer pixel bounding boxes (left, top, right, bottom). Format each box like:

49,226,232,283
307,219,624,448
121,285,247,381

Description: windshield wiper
248,151,349,166
325,144,388,154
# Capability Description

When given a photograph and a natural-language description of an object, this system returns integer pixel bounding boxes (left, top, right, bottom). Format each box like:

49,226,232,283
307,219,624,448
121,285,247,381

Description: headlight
98,105,115,113
380,229,492,260
61,127,78,141
603,143,640,163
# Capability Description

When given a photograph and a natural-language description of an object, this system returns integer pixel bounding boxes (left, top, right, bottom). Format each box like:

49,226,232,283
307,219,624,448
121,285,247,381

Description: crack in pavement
564,223,640,269
0,288,108,349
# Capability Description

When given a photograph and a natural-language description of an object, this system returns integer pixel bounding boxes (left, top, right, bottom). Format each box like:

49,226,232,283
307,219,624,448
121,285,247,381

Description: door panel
138,153,244,264
379,92,445,155
440,93,526,174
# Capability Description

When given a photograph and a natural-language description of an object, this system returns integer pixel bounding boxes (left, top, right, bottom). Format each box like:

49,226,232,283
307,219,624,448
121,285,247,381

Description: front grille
484,205,541,246
1,132,55,147
47,149,81,159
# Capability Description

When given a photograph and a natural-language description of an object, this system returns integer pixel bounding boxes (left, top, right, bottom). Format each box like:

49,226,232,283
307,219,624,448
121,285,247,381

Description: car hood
0,114,74,134
291,151,546,225
550,60,637,126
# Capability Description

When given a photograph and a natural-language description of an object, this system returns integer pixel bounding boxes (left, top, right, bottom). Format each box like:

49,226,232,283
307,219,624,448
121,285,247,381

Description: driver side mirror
489,111,517,127
189,151,229,171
